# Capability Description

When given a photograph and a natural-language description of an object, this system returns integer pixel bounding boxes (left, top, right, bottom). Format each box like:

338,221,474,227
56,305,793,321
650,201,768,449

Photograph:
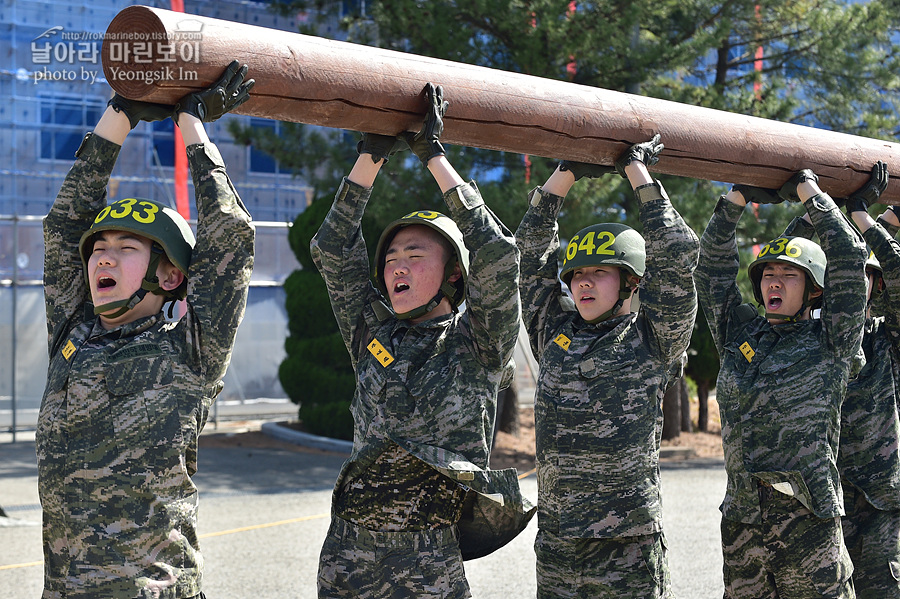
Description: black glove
615,134,663,179
845,160,889,214
777,169,818,203
731,184,783,205
558,160,615,181
175,60,255,122
357,133,408,164
403,83,447,167
107,93,173,130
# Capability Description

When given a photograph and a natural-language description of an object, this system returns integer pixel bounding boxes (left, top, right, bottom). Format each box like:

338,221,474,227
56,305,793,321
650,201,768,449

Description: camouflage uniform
37,133,254,599
786,215,900,598
310,178,535,599
696,194,867,598
516,181,698,598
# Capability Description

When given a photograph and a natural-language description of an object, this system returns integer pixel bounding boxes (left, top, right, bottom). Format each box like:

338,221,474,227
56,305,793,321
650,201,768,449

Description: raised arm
784,170,868,358
621,137,700,364
696,188,752,354
515,164,596,360
42,94,173,339
405,83,520,367
844,163,900,332
845,161,889,237
173,61,256,380
310,132,408,359
878,205,900,238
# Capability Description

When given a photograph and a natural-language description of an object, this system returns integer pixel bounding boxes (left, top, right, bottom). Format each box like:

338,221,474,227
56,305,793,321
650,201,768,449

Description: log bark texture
102,5,900,202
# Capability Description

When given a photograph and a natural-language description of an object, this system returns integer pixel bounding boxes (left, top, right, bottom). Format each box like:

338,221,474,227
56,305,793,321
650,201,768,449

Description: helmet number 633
94,198,159,225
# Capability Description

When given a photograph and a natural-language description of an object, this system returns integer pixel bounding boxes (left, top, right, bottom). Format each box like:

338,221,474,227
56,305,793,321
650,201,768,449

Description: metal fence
1,215,300,441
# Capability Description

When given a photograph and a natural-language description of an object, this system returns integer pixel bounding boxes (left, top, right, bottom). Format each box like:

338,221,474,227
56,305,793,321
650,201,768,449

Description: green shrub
298,400,354,441
279,196,357,440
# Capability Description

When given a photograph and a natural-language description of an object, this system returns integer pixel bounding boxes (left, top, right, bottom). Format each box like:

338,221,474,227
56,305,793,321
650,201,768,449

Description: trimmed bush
279,197,356,440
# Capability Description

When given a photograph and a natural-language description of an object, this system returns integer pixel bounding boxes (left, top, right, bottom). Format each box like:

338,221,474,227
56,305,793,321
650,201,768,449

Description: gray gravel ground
0,426,726,598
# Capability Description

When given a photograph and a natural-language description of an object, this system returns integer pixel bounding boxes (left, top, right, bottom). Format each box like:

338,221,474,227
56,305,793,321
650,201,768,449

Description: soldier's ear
448,262,462,283
158,262,185,292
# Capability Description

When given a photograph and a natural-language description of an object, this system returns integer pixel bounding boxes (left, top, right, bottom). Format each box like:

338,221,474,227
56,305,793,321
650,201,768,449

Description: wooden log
102,5,900,203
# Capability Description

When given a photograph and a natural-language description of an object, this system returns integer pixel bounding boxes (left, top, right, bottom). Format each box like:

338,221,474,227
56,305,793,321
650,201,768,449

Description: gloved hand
777,169,818,203
357,133,408,164
558,160,615,181
175,60,255,122
731,184,783,205
615,134,663,179
845,160,889,214
403,83,448,167
107,93,173,130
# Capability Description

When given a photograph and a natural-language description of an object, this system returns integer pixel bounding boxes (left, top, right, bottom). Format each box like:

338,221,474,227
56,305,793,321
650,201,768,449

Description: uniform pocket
758,345,808,375
799,516,855,595
578,343,637,379
106,356,181,451
638,532,669,587
380,539,470,599
409,360,476,430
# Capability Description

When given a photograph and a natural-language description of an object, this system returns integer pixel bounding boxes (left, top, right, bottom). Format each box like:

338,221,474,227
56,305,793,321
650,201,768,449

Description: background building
0,0,335,432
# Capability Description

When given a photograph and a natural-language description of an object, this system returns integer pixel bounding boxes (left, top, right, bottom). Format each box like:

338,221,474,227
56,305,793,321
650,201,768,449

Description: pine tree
240,0,900,433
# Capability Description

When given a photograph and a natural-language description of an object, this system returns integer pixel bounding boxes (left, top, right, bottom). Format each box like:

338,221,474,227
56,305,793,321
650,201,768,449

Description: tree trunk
697,380,711,433
102,5,900,202
662,378,682,441
494,379,520,444
679,377,693,433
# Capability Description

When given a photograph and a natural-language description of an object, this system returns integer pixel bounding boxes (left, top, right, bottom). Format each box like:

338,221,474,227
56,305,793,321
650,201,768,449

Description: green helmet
560,223,646,288
748,235,826,307
79,198,195,316
374,210,469,319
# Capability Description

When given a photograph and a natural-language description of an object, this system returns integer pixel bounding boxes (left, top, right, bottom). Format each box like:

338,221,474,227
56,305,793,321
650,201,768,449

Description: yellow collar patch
367,338,395,367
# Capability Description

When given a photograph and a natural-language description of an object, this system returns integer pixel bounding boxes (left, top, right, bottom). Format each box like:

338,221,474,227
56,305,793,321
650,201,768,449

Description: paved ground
0,423,727,598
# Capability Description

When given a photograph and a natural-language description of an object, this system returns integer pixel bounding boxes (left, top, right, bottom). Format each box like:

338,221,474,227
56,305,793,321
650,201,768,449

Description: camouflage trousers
721,483,855,599
317,515,471,599
534,528,672,599
842,483,900,599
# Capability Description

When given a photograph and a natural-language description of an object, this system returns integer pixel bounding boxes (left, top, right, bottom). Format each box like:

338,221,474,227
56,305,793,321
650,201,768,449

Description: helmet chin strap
584,271,635,325
93,247,166,320
393,259,460,321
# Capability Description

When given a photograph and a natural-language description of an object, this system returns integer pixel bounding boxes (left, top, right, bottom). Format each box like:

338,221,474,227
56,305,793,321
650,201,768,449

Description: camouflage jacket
696,195,866,524
783,216,900,511
516,182,699,539
309,178,534,560
37,133,254,598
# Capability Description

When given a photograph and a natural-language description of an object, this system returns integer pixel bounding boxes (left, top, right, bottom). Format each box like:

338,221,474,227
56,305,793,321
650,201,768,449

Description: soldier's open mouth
394,282,409,293
767,296,782,309
98,277,116,289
